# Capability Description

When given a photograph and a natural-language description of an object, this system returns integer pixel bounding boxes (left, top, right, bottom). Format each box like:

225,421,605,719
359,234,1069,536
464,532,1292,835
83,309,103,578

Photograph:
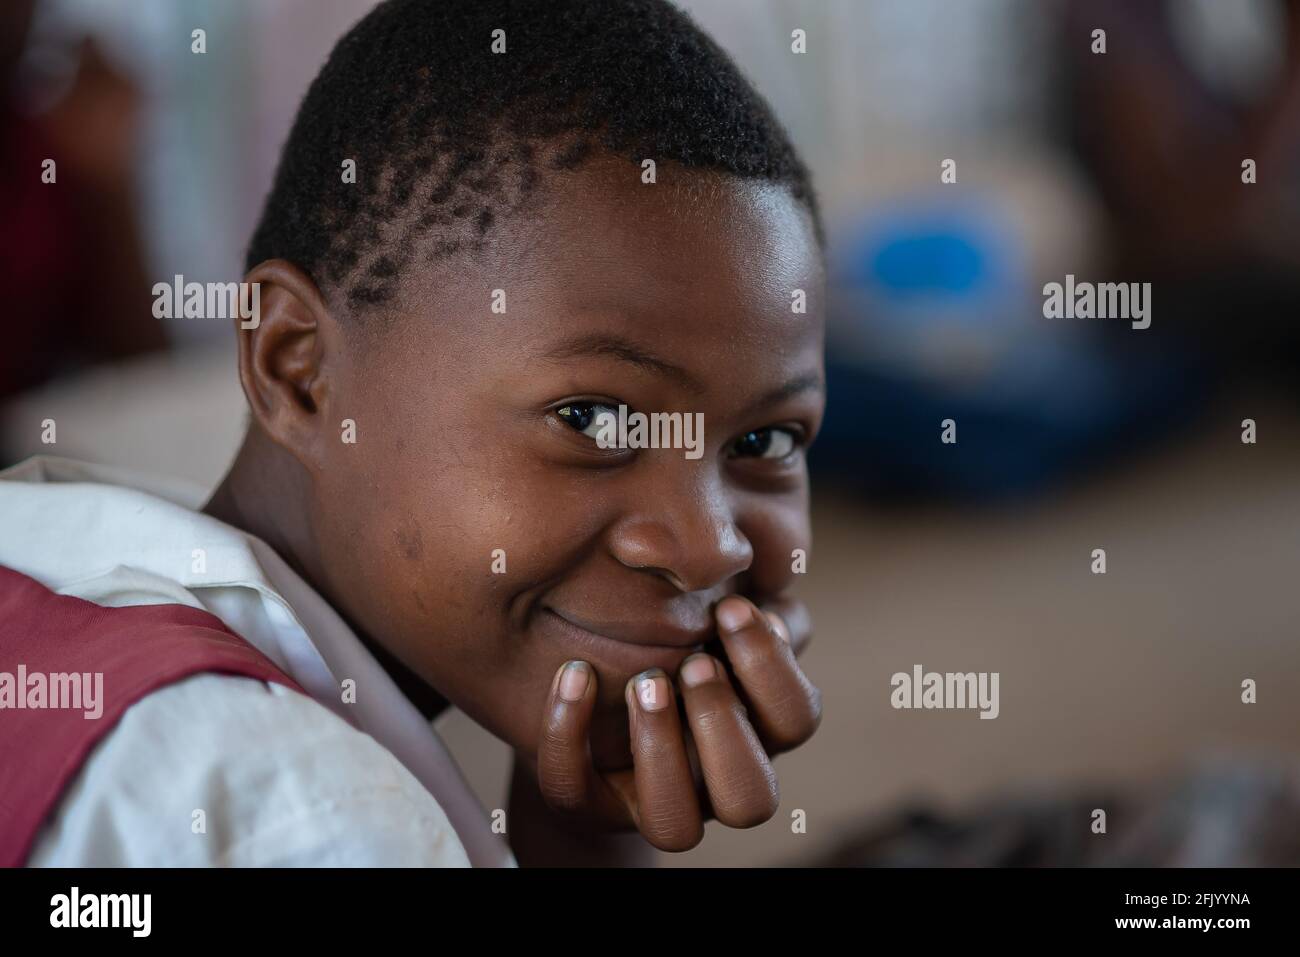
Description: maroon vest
0,564,303,865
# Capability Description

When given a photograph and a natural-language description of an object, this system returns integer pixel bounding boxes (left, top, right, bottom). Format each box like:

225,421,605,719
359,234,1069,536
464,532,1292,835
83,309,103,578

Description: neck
203,428,320,584
203,429,449,720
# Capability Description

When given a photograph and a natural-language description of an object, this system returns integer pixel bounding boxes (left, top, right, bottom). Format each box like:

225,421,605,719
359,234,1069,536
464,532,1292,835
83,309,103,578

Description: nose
607,477,753,593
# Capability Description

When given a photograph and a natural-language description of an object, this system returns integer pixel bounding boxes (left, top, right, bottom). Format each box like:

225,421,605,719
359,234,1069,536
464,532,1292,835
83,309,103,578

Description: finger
716,596,822,754
537,661,628,824
677,653,779,828
757,595,813,656
624,669,704,852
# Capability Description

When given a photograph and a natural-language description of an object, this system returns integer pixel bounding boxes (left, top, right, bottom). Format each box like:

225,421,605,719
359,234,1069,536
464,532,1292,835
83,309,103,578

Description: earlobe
236,259,334,470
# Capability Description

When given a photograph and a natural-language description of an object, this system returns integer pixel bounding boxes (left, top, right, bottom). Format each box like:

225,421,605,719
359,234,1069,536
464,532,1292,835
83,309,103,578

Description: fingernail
716,597,754,633
635,672,670,712
679,654,717,688
559,661,589,702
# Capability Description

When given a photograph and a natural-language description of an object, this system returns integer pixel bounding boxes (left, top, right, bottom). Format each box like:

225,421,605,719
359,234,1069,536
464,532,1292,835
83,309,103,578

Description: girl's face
309,160,825,768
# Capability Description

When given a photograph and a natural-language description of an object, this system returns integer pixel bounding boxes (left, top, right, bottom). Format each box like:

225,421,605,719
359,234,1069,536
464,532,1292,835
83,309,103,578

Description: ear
235,259,339,472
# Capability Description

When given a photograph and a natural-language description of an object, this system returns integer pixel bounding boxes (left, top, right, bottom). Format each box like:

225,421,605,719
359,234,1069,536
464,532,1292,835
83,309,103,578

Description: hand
534,595,821,852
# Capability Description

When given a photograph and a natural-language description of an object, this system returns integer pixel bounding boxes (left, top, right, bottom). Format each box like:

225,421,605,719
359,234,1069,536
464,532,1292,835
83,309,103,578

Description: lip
547,607,712,649
537,608,705,675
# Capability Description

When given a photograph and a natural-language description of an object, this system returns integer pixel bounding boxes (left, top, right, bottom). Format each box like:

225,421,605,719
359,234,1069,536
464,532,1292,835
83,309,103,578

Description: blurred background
2,0,1298,865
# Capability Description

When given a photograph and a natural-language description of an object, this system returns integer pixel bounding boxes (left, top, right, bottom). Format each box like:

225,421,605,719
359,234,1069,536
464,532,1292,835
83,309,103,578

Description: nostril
623,561,689,593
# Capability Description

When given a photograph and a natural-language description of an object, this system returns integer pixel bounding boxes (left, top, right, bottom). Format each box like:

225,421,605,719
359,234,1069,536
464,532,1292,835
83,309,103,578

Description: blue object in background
854,229,987,295
811,200,1207,502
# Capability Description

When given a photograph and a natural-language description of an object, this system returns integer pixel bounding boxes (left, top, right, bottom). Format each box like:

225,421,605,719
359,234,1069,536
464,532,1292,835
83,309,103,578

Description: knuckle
539,725,576,763
691,706,730,736
539,772,586,814
690,698,747,737
728,638,778,673
537,730,587,812
633,729,679,764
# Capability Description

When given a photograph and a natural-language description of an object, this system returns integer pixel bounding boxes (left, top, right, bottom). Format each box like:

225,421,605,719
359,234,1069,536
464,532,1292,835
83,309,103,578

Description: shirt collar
0,455,514,867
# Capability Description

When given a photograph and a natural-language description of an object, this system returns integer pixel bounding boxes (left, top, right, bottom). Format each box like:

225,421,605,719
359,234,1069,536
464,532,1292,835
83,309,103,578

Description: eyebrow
752,370,824,409
538,333,707,393
537,332,824,408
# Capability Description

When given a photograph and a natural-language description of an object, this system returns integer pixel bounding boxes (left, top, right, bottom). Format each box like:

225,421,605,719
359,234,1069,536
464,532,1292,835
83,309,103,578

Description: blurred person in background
0,0,165,399
1062,0,1300,383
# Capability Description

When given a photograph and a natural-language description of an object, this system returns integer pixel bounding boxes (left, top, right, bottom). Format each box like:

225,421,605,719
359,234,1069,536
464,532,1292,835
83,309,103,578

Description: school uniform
0,456,514,867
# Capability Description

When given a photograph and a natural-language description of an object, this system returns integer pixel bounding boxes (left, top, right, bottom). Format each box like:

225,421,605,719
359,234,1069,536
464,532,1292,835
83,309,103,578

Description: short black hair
246,0,821,312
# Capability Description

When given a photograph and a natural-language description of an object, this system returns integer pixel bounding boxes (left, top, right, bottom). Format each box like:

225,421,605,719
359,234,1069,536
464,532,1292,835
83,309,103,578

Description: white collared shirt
0,456,515,867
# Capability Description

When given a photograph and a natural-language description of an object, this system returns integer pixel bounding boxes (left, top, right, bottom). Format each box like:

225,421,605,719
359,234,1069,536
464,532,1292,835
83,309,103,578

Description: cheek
309,443,619,747
740,494,812,596
307,414,517,664
369,484,514,643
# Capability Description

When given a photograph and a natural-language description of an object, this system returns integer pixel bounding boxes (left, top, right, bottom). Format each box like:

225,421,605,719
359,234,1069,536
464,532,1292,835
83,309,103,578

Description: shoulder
28,673,471,867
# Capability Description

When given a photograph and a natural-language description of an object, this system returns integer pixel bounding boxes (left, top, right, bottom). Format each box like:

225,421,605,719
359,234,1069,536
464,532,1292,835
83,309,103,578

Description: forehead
534,157,822,322
423,157,822,364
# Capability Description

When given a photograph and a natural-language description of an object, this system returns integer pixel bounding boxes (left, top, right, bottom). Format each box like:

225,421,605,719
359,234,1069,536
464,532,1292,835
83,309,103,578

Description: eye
554,401,620,440
730,427,799,460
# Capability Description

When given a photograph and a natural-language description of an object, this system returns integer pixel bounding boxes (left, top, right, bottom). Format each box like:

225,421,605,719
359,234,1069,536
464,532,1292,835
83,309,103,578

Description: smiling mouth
537,607,704,675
